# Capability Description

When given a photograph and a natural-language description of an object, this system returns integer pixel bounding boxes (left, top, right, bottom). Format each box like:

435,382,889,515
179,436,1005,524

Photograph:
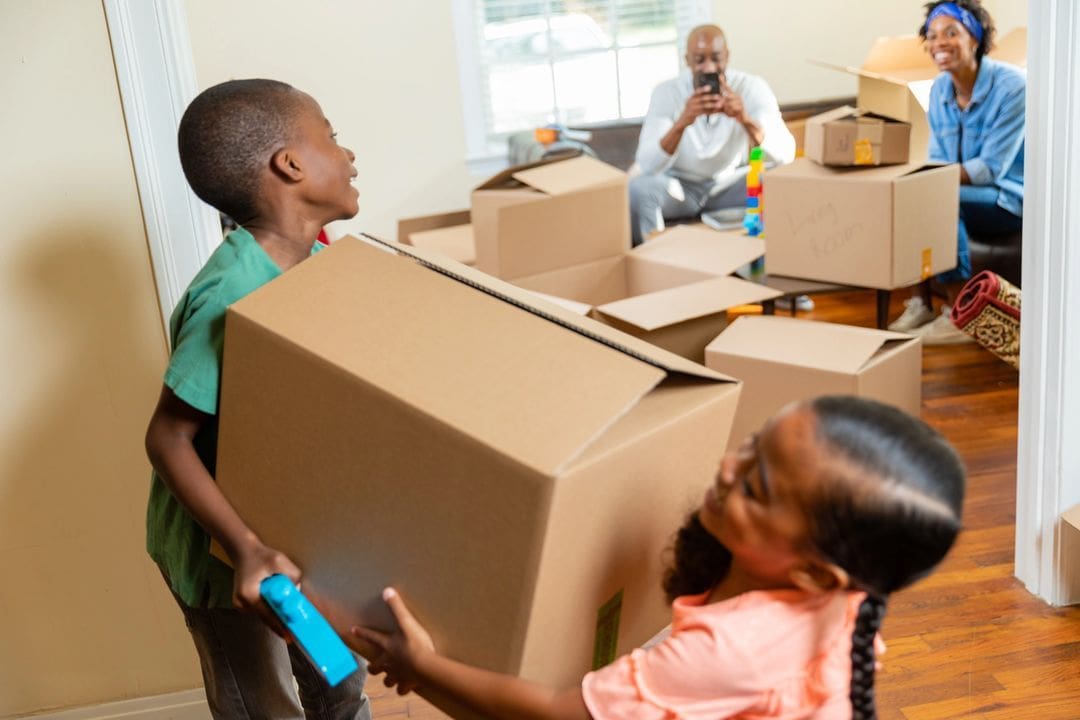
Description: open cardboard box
814,27,1027,162
763,157,959,290
214,235,742,708
804,105,911,167
705,315,921,450
513,225,781,362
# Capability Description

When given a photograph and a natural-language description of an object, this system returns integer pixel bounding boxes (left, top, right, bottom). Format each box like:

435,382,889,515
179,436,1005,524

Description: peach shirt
582,589,875,719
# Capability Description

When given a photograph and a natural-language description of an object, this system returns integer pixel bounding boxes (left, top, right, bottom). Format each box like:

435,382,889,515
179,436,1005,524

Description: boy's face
289,94,359,222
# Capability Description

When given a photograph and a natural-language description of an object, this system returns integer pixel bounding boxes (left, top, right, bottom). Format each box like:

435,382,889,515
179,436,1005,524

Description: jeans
171,586,370,720
941,184,1024,282
629,171,748,246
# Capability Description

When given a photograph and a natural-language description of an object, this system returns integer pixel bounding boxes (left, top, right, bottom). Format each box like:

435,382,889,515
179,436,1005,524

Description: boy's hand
350,587,435,695
232,540,302,638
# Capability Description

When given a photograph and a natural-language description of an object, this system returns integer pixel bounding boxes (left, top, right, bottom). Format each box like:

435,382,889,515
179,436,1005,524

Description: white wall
0,1,201,716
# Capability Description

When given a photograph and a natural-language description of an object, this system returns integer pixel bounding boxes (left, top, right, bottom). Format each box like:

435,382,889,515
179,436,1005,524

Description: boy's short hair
178,79,307,224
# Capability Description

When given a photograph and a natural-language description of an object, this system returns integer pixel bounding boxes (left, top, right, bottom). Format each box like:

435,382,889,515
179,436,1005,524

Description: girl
349,396,965,719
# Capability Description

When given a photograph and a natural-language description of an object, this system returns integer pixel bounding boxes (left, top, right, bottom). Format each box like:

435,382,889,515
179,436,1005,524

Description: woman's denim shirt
927,57,1026,217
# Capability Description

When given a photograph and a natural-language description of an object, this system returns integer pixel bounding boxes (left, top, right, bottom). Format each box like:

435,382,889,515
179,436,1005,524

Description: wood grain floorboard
363,288,1080,719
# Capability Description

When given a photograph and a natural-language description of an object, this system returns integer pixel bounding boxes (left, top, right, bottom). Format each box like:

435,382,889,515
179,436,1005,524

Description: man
630,25,795,247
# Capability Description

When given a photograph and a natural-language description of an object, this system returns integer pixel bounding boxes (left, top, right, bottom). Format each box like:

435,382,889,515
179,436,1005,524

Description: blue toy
260,574,359,687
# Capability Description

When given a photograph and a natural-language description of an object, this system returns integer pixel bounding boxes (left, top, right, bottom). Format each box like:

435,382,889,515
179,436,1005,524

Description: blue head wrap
925,2,984,43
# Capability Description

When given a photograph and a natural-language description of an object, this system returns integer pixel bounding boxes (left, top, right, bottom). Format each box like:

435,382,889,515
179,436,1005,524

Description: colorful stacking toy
744,146,766,277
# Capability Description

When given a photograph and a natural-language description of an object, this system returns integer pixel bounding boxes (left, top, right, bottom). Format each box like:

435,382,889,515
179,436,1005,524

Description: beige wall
185,0,1026,240
0,1,200,716
714,0,1026,104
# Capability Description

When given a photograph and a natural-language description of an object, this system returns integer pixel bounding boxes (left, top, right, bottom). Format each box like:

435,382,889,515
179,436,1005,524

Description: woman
889,0,1025,344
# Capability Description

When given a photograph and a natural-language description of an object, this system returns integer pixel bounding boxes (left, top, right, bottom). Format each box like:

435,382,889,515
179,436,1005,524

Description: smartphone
696,71,721,96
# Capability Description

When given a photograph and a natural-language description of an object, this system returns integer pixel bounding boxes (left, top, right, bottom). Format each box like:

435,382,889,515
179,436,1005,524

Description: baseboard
14,690,209,720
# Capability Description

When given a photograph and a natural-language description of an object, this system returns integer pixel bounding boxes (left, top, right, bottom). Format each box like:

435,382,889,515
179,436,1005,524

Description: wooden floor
363,288,1080,719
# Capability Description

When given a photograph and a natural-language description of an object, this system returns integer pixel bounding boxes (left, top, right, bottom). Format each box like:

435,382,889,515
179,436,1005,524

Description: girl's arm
352,588,593,720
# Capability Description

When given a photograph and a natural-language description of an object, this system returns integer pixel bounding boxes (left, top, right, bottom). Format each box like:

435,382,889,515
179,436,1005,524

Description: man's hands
677,76,749,130
350,587,436,695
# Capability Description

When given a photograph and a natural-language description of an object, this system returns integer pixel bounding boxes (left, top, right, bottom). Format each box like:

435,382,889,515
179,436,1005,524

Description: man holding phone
630,24,795,246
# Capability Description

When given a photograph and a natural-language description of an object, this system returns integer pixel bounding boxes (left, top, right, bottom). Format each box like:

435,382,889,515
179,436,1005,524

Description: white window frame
452,0,710,164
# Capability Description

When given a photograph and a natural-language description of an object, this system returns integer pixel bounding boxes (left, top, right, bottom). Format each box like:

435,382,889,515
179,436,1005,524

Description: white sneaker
913,306,974,345
888,296,936,332
775,294,815,312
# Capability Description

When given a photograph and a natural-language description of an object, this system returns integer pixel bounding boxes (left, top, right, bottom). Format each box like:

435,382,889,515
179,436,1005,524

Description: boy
144,79,368,719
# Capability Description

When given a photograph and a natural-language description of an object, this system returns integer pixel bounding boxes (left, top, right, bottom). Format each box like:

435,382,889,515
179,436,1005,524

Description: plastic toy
261,574,359,687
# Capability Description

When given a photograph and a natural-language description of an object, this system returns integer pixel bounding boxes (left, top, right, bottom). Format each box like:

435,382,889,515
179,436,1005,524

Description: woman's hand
351,587,435,695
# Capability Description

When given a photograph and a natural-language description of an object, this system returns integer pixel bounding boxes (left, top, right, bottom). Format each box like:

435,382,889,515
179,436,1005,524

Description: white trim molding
14,689,208,720
1014,0,1080,605
104,0,220,331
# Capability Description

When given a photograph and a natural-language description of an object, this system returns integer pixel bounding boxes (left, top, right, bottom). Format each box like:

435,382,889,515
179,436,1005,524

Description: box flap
232,235,692,475
407,223,476,265
474,155,568,191
511,155,626,196
362,234,730,382
1063,502,1080,532
595,276,781,332
631,225,765,275
861,34,937,77
993,27,1027,66
398,209,471,244
806,105,859,126
705,316,913,375
524,289,593,316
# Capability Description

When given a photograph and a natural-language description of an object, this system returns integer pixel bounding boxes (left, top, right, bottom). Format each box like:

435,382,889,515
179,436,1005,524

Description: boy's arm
145,384,299,629
351,589,593,720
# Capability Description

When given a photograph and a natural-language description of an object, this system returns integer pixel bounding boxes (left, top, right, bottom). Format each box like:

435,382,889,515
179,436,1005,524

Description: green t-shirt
146,228,321,608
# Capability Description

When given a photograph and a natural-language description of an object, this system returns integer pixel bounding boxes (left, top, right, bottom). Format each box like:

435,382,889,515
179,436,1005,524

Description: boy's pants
174,590,371,720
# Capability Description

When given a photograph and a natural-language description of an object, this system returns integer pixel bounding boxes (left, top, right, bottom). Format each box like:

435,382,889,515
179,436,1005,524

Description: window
454,0,710,160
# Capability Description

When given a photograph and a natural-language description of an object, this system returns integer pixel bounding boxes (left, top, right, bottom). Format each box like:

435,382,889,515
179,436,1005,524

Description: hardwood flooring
362,288,1080,719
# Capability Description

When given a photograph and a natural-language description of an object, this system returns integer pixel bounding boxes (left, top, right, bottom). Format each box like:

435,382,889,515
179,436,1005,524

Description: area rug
950,271,1021,369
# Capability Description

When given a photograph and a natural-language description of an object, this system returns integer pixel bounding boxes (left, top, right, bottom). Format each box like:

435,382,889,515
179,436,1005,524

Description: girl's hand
350,587,435,695
232,540,302,638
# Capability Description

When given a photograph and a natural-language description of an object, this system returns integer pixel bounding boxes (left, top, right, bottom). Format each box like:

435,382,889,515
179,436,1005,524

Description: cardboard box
804,106,911,166
215,236,742,702
763,157,959,290
816,28,1027,162
512,225,781,362
704,315,921,450
397,209,475,266
471,154,630,279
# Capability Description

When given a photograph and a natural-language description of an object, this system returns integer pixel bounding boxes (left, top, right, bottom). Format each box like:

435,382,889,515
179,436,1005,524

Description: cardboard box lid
705,316,914,375
595,276,781,331
768,156,941,182
631,225,765,274
475,155,625,195
1063,502,1080,532
231,235,733,477
364,234,732,382
806,105,910,132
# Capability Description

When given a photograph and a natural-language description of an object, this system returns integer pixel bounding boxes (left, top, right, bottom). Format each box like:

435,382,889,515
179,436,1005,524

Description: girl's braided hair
662,396,965,720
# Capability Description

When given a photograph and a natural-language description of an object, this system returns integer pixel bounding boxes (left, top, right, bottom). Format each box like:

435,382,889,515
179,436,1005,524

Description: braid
850,594,887,720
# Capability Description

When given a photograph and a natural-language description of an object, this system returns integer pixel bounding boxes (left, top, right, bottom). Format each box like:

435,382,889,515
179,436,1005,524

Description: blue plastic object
260,574,359,687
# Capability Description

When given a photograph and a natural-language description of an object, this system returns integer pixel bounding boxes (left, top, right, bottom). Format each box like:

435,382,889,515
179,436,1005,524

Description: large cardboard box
816,28,1027,162
763,158,959,289
704,315,921,450
215,236,742,701
512,225,781,362
804,106,911,167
